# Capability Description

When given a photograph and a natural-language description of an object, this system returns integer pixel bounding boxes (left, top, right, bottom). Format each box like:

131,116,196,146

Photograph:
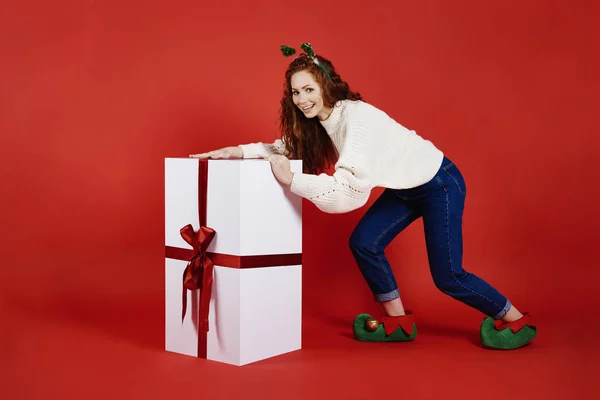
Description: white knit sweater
239,100,444,214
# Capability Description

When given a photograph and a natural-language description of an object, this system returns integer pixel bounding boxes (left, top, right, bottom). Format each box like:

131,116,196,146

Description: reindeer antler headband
280,42,333,81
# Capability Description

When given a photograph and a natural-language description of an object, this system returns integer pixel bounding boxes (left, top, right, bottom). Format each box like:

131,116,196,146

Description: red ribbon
165,160,302,358
177,223,215,359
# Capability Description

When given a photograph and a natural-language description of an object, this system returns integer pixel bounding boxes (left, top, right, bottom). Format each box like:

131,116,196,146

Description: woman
190,43,537,350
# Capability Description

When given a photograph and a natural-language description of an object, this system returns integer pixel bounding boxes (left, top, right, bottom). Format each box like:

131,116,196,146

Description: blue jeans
349,156,511,319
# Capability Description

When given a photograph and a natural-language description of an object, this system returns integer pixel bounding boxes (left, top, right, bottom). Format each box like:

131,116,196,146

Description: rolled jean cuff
374,289,400,302
493,299,512,320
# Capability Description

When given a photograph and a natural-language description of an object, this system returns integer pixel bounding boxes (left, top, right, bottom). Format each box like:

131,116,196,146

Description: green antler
280,45,296,57
300,42,314,57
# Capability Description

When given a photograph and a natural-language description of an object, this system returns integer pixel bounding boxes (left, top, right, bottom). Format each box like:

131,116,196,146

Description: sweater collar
319,100,346,135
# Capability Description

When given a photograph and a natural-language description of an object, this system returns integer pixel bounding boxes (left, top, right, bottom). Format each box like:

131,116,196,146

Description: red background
1,1,598,398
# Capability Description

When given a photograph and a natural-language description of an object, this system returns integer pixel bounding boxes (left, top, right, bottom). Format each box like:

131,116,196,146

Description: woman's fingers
189,149,229,159
189,153,209,158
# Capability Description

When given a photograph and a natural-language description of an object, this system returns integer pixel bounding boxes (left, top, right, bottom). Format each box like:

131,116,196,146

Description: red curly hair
279,53,362,174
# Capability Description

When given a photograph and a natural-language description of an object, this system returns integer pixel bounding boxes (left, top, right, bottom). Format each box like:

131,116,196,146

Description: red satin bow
179,223,216,346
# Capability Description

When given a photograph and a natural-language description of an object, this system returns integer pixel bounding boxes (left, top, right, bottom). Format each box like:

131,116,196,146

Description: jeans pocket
443,163,467,195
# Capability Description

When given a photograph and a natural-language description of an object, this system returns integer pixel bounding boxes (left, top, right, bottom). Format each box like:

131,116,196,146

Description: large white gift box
164,158,303,366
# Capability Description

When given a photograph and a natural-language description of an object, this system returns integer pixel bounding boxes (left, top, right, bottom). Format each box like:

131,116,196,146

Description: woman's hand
189,146,243,159
266,155,294,186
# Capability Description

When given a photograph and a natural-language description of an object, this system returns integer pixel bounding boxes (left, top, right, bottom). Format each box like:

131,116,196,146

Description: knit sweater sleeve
289,119,373,214
238,138,287,158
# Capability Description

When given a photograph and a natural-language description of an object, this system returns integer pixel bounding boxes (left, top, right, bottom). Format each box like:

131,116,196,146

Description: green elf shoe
353,312,417,342
480,312,537,350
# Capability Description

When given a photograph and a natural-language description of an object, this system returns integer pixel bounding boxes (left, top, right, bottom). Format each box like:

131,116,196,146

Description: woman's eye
306,88,313,92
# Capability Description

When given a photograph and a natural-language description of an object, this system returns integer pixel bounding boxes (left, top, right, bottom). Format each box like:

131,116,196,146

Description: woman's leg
420,159,512,318
421,158,536,348
349,188,419,316
350,188,420,341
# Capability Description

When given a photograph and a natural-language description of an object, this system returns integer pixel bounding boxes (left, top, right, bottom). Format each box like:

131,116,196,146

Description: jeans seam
444,170,465,195
442,161,454,171
443,186,502,311
372,210,415,293
435,176,446,192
